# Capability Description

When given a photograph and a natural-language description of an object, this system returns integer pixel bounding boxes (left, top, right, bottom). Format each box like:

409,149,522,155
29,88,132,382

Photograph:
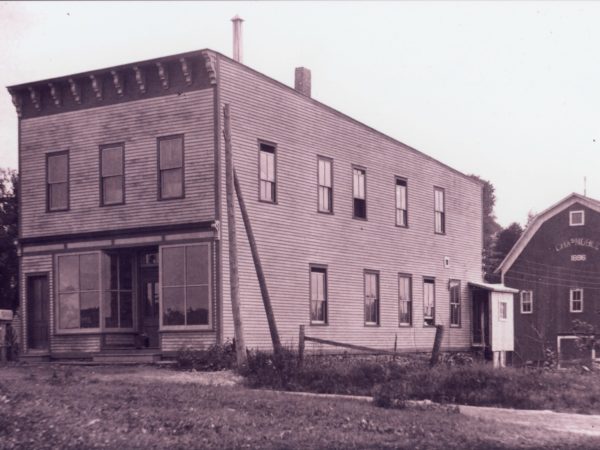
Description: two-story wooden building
8,46,495,361
498,193,600,367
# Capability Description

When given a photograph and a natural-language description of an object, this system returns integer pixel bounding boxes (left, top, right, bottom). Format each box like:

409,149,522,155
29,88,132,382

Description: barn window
364,271,379,325
398,274,412,326
310,266,327,324
161,243,211,328
259,142,277,203
100,144,124,206
423,278,435,326
353,167,366,219
395,178,408,227
158,135,184,200
317,157,333,213
570,288,583,313
449,279,461,327
57,253,100,331
46,151,69,211
434,187,445,234
569,210,585,226
103,253,133,329
520,290,533,314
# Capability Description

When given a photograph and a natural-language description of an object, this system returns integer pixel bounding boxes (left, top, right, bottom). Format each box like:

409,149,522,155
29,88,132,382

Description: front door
27,275,49,351
139,265,159,348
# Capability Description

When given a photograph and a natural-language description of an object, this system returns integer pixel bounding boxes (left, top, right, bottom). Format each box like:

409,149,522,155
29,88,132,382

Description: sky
1,1,599,227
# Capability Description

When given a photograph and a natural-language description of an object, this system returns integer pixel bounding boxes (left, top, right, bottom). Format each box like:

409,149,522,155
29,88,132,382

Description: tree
0,168,19,311
495,222,524,258
469,175,502,282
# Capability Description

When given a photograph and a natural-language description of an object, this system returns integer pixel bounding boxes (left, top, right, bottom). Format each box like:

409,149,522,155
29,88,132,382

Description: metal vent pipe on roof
232,15,244,63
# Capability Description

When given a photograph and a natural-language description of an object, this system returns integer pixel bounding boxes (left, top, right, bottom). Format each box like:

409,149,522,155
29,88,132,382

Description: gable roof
496,193,600,276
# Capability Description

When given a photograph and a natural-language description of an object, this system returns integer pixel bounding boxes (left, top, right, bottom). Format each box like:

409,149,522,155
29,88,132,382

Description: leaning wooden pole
223,104,247,366
233,167,283,355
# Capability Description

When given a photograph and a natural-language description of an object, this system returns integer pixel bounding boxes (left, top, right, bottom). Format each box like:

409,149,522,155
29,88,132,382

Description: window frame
159,242,212,331
258,140,278,204
103,252,135,331
434,186,446,234
520,290,533,314
395,177,408,228
569,210,585,226
363,269,380,326
157,134,185,201
317,156,334,214
46,150,70,212
449,279,461,327
352,165,367,220
309,264,328,325
54,251,102,335
398,273,412,327
570,288,584,313
99,143,125,207
499,301,508,321
423,277,436,327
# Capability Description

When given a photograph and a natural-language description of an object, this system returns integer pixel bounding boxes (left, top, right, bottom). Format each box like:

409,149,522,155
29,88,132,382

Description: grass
242,351,600,414
1,364,598,449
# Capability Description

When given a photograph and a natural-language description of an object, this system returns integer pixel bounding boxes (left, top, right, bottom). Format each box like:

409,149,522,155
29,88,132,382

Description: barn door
27,275,50,351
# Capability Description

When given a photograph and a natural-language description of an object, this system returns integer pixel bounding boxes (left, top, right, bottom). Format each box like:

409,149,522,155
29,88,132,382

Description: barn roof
496,192,600,276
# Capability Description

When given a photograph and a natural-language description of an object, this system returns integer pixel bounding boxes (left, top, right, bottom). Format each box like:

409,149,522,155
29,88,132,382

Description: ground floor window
423,278,435,326
57,253,100,330
364,271,379,325
161,243,211,328
398,274,412,326
310,266,327,324
449,280,461,327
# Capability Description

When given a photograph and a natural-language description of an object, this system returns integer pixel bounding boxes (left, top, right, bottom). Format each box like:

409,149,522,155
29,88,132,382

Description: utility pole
233,168,282,356
223,104,247,366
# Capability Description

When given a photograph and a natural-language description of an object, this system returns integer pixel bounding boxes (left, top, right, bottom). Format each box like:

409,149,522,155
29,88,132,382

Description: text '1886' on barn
7,43,514,363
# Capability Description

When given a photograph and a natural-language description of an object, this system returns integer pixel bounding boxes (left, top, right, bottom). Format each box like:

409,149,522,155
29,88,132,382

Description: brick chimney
295,67,311,97
232,15,244,63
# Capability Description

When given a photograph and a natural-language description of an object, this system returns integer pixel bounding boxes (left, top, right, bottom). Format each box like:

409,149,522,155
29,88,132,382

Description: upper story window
395,178,408,227
449,279,461,327
46,151,69,211
520,290,533,314
353,167,366,219
570,210,585,226
398,274,412,326
310,265,328,324
158,135,184,200
570,288,583,313
364,270,379,325
259,142,276,203
317,157,333,213
423,277,435,326
100,144,124,206
434,187,445,234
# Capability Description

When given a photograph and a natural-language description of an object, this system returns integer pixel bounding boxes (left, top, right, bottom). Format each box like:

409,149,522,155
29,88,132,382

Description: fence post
298,325,305,368
393,333,398,361
430,325,444,367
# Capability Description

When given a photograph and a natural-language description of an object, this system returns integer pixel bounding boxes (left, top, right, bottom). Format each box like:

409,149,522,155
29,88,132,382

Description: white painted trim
569,210,585,226
496,193,600,275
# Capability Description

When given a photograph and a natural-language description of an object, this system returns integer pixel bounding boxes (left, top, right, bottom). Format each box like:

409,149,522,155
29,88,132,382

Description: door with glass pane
27,275,49,351
139,265,159,348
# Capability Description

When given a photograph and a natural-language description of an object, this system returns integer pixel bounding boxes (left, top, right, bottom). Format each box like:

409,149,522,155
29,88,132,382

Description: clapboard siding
20,89,215,238
218,56,482,351
160,332,217,352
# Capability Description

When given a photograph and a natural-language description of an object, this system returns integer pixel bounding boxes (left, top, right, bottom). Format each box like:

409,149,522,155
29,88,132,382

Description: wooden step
92,351,161,364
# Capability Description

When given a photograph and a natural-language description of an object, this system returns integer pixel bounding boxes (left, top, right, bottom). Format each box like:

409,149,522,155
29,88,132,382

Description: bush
175,340,236,371
241,347,299,389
